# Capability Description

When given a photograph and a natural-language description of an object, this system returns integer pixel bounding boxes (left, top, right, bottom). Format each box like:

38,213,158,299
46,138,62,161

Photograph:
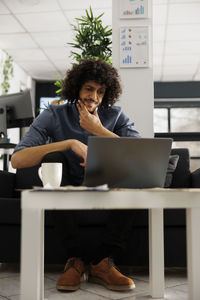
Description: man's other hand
70,139,88,167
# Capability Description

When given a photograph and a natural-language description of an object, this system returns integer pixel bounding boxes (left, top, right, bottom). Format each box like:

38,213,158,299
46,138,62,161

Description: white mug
38,163,62,188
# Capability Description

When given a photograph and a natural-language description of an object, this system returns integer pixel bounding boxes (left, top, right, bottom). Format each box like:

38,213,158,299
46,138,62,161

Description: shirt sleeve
13,108,54,153
114,110,141,138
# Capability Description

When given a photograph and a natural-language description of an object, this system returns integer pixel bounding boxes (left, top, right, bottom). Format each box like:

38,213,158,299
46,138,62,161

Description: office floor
0,264,188,300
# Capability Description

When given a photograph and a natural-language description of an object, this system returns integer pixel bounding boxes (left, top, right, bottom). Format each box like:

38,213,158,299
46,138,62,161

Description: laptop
83,137,172,188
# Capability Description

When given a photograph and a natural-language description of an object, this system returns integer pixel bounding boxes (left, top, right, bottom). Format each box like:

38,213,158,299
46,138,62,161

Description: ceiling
0,0,200,82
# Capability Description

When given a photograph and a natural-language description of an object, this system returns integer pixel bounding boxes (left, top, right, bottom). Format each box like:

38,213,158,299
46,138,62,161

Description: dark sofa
0,148,200,266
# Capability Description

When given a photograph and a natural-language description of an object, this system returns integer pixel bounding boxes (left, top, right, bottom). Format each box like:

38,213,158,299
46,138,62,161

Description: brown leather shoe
88,257,135,291
57,257,86,291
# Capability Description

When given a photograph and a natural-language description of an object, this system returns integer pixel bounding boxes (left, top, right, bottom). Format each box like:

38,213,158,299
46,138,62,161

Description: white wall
112,0,154,138
0,49,32,95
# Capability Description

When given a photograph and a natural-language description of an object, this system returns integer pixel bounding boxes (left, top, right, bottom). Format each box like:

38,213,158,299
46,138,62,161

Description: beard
80,98,99,113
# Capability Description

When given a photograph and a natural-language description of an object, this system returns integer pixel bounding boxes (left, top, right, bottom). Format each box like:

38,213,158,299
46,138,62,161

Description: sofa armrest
191,168,200,188
0,170,16,198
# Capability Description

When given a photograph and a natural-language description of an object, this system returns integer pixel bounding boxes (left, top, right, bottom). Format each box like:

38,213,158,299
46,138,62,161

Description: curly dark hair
61,58,122,108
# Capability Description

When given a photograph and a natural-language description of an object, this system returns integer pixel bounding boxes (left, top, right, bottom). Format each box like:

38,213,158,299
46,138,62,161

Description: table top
21,188,200,210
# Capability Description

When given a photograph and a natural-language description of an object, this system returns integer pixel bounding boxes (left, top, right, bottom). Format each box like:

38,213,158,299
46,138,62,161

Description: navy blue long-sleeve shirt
14,102,140,183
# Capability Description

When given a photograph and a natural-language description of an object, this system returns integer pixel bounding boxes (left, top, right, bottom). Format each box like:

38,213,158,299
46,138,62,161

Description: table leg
149,208,165,298
186,208,200,300
20,208,44,300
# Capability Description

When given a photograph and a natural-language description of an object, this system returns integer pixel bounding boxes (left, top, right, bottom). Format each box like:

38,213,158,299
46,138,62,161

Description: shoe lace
107,257,120,272
64,257,82,274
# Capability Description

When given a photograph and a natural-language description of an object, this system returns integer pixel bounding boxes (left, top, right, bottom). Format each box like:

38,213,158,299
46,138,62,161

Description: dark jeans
42,152,135,264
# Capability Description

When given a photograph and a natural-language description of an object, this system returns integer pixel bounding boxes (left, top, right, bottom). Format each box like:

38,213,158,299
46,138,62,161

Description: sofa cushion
164,209,185,226
0,198,60,226
15,164,42,189
191,168,200,188
164,155,179,188
0,171,16,198
170,148,191,188
0,198,20,225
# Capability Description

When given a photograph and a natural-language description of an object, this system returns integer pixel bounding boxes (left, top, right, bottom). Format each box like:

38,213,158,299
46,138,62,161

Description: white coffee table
20,188,200,300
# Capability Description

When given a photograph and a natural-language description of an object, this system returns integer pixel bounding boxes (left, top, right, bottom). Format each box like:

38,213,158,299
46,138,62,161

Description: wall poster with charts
120,0,148,19
120,26,149,68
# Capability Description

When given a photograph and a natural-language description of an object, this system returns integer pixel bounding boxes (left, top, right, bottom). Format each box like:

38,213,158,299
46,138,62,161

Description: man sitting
11,58,140,292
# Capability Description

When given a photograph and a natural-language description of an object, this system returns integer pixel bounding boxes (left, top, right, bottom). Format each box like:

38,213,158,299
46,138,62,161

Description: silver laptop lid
83,137,172,188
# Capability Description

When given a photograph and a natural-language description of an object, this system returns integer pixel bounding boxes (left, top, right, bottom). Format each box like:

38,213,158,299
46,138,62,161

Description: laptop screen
83,137,172,188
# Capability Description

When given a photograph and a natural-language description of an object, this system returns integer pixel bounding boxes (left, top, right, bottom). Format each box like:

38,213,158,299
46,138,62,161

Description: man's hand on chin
76,100,104,135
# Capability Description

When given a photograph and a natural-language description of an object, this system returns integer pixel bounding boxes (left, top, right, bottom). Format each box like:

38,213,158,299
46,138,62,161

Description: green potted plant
0,53,14,95
68,6,112,64
54,6,112,97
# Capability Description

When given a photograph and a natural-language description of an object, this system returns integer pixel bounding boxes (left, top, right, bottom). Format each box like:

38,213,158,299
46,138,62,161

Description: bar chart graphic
120,0,148,19
120,26,149,68
123,55,132,64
